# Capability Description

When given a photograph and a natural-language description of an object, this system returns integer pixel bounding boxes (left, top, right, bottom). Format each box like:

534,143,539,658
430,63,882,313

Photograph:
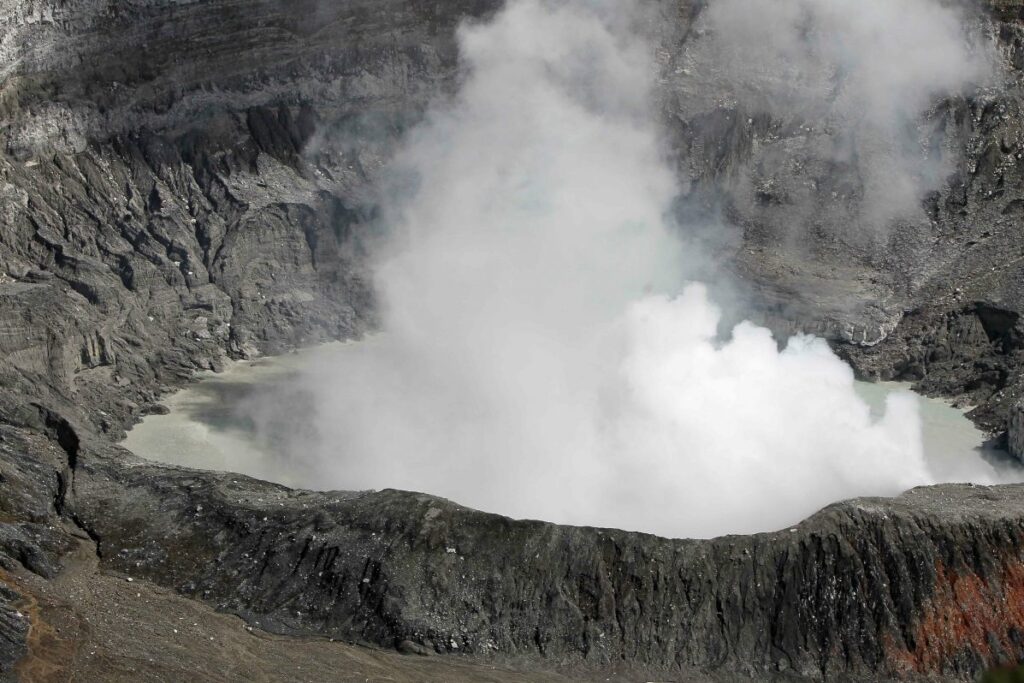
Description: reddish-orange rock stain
885,558,1024,675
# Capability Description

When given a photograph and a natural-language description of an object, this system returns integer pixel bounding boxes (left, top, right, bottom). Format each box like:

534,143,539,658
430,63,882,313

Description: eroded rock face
1008,400,1024,461
0,583,27,683
0,0,1023,432
24,433,1024,681
2,0,1024,680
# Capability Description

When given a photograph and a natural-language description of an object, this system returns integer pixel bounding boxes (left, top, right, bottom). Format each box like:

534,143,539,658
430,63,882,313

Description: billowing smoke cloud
685,0,993,232
251,0,998,538
264,0,905,537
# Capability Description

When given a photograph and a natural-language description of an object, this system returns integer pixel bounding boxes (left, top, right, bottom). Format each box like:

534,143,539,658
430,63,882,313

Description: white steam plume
269,0,995,538
687,0,993,231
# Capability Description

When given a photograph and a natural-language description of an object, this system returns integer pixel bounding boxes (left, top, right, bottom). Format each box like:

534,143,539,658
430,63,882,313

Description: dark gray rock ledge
3,413,1020,682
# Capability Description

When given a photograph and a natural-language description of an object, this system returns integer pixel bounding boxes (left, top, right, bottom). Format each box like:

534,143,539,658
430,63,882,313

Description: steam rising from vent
690,0,993,231
275,0,993,537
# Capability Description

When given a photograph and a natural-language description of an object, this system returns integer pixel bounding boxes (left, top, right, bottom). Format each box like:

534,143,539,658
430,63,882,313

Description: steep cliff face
3,0,1024,434
0,0,529,449
2,0,1024,680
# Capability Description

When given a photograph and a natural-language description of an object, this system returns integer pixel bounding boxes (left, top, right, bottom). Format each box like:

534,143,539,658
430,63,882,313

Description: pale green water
853,381,1021,485
123,344,1024,489
122,344,341,488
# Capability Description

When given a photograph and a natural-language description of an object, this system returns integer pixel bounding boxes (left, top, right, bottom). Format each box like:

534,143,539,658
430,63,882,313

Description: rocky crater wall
2,0,1024,680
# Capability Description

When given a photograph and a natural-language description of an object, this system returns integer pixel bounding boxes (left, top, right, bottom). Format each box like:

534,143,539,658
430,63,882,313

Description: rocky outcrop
0,583,27,683
11,432,1021,681
841,303,1024,435
1,0,1023,433
7,409,1024,681
1008,400,1024,462
0,0,492,441
2,0,1024,680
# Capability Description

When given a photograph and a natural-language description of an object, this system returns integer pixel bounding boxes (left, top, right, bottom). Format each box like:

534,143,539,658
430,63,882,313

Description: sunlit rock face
2,0,1024,433
0,0,1019,419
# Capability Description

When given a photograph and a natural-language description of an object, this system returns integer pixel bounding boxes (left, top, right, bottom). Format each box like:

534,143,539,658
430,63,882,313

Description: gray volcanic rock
2,0,1024,680
1010,400,1024,461
840,303,1024,436
0,0,497,441
0,584,27,683
32,432,1024,680
8,409,1024,680
1,0,1023,434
